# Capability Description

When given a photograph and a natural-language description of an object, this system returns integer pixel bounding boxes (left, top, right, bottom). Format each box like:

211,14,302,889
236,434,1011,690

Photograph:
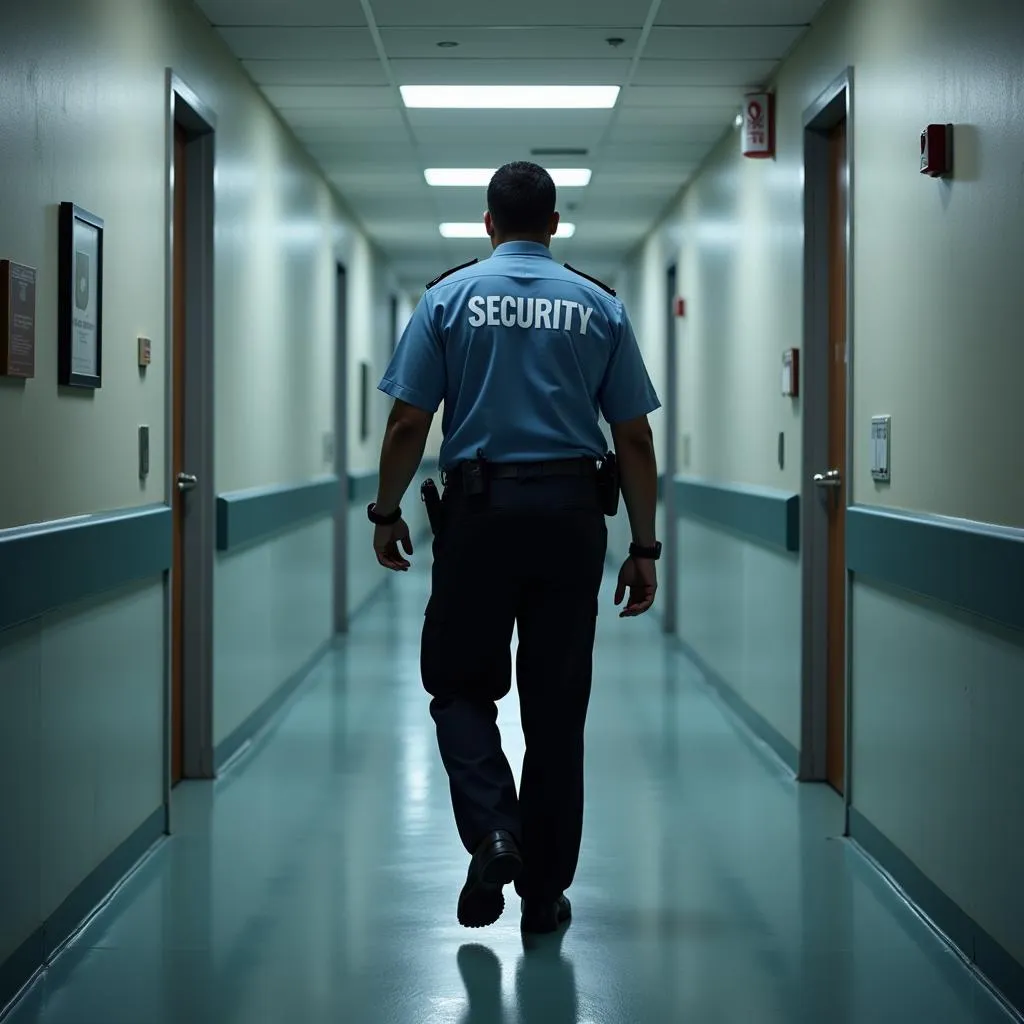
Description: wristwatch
629,541,662,561
367,503,401,526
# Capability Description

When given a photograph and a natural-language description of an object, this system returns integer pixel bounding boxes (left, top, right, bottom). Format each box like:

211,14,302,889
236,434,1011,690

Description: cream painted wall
0,0,396,527
633,0,1024,527
623,0,1024,987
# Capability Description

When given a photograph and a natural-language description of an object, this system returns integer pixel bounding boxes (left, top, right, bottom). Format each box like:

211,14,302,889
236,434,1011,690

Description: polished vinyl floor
7,563,1017,1024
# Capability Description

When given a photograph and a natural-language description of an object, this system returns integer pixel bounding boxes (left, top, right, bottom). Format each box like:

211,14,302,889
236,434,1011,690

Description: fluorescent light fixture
402,85,619,109
439,222,576,239
425,168,592,188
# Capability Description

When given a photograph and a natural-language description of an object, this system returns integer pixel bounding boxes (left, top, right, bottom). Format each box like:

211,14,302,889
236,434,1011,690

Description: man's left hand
374,519,413,572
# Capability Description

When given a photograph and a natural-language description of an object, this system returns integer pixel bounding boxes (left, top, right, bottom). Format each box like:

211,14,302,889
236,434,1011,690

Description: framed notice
58,202,104,389
0,260,37,378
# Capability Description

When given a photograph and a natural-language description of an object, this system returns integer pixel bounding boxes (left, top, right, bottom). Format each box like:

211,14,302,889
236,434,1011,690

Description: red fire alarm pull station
674,297,686,318
743,93,775,159
920,124,953,178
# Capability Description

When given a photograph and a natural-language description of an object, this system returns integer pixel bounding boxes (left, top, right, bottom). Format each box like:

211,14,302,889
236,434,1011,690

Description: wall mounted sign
58,202,104,389
742,93,775,159
0,260,37,378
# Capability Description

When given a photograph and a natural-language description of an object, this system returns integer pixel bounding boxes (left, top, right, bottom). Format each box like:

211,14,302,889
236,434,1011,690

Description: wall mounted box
920,124,953,177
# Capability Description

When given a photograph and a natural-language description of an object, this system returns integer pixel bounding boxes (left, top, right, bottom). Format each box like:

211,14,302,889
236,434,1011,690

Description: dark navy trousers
420,474,607,902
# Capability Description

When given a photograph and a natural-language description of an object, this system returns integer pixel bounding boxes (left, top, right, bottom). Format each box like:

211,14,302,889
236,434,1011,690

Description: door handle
813,469,842,489
177,472,198,493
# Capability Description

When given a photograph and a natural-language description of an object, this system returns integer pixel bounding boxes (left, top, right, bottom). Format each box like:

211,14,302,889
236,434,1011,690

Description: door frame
164,71,217,814
799,68,855,825
662,263,679,636
333,264,350,634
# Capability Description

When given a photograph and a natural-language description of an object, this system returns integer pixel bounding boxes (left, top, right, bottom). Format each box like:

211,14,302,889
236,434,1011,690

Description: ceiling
193,0,826,291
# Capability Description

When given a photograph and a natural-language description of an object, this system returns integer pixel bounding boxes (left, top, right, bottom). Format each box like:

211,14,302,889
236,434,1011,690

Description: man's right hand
614,557,658,618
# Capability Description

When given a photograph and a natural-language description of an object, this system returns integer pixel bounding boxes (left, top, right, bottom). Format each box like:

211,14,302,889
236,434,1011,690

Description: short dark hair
487,162,557,235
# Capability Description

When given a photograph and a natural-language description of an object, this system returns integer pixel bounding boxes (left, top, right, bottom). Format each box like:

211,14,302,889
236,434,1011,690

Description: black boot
457,830,523,929
521,894,572,934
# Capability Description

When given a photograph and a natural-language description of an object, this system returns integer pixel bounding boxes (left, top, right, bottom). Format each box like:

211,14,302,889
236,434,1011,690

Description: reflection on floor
5,563,1016,1023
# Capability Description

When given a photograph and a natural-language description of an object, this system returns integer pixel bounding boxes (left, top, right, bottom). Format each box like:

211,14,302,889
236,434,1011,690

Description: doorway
333,265,349,634
167,73,216,791
662,264,679,636
800,70,853,801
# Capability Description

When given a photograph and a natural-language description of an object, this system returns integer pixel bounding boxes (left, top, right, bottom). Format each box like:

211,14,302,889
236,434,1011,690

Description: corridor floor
6,563,1017,1024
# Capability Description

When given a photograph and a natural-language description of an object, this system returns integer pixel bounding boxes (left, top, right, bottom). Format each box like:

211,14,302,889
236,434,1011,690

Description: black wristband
629,541,662,561
367,503,401,526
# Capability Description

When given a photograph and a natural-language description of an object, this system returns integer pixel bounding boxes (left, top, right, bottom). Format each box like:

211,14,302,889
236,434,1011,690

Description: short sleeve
378,294,446,413
597,307,662,424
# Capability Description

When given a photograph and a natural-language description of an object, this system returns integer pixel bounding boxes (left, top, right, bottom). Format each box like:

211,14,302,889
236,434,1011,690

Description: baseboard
849,808,1024,1017
674,637,800,775
0,806,166,1017
214,639,333,773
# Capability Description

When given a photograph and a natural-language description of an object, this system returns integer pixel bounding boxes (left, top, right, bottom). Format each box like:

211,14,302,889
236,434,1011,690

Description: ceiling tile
217,26,377,60
655,0,825,26
404,109,612,132
277,102,401,129
195,0,366,26
632,58,777,87
602,140,710,164
263,85,396,109
313,141,420,171
380,27,641,61
615,104,739,126
590,166,698,188
388,58,630,85
367,0,647,28
622,85,748,108
608,120,726,145
242,59,388,86
328,169,427,193
643,25,805,60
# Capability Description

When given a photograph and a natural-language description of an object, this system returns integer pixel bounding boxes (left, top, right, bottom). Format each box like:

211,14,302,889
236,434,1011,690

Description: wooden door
825,118,848,794
171,123,187,785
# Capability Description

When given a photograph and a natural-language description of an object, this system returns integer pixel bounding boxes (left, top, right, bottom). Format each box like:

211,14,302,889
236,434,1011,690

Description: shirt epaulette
427,258,479,289
563,263,616,297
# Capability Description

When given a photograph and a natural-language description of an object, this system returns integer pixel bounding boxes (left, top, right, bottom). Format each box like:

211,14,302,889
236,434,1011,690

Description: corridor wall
0,0,398,1008
624,0,1024,1008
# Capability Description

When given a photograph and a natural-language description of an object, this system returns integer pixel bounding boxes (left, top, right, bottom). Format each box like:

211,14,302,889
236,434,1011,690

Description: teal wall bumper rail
0,505,172,632
846,505,1024,632
849,808,1024,1014
674,476,800,553
216,476,339,552
348,470,379,506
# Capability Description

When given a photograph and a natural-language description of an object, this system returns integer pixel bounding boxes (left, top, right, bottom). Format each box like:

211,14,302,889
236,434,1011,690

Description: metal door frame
333,264,350,634
799,68,855,831
164,71,217,816
662,263,679,635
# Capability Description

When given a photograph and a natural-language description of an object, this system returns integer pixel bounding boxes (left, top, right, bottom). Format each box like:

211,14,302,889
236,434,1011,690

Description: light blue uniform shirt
379,241,661,470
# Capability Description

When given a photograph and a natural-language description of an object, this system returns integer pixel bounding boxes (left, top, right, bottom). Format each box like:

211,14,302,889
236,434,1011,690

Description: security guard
368,162,662,935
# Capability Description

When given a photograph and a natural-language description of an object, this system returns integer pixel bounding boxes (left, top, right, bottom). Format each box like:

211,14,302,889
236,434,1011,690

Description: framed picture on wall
360,361,370,441
58,202,104,389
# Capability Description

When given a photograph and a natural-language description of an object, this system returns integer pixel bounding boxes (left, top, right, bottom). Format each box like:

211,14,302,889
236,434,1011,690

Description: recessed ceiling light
402,86,619,109
439,222,576,239
425,168,592,188
734,112,744,128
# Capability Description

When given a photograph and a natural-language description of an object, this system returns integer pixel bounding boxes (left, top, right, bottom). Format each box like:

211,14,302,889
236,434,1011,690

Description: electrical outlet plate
871,416,891,483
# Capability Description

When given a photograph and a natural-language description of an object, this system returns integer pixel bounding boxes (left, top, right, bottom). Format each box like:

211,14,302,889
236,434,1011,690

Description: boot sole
457,852,522,929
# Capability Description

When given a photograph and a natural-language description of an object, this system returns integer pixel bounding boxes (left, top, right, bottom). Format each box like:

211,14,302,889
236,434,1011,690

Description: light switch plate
871,416,891,483
322,431,335,464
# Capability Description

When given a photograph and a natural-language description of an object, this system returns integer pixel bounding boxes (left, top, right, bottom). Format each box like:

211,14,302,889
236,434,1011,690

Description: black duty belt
447,458,597,482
